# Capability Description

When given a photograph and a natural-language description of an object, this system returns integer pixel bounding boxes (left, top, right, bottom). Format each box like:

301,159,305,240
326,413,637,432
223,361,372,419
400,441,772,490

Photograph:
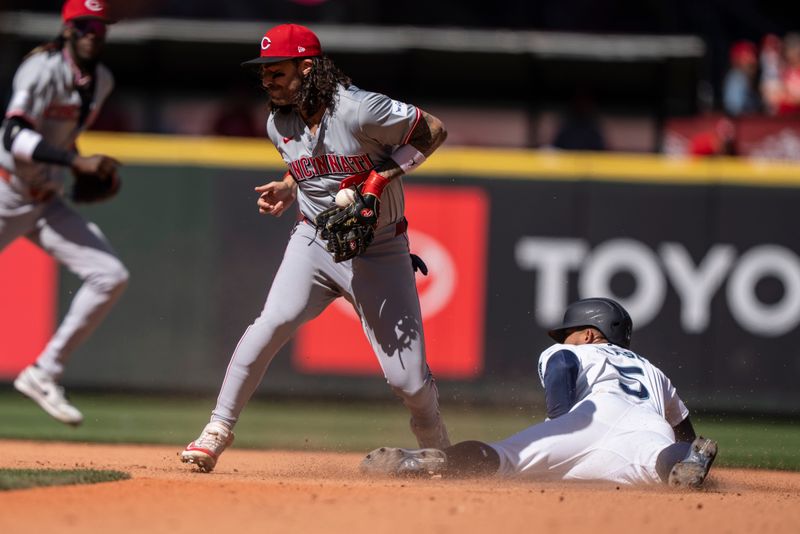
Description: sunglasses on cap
70,19,107,38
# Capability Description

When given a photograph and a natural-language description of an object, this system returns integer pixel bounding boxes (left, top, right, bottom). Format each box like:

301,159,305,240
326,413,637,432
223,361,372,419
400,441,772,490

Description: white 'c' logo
85,0,103,11
261,36,271,50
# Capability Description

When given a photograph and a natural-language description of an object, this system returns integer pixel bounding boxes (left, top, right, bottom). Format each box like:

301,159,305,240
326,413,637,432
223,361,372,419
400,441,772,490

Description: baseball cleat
180,421,235,473
360,447,447,477
668,436,718,488
13,365,83,426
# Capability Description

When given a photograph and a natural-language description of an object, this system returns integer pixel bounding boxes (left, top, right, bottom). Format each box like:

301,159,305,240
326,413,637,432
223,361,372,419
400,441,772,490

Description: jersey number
610,363,650,400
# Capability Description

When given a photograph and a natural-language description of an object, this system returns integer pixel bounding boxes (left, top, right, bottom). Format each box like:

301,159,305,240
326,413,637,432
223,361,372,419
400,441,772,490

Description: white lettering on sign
515,237,800,337
727,245,800,336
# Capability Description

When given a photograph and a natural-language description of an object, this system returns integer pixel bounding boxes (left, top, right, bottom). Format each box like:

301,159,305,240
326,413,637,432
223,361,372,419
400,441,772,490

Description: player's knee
87,259,129,294
105,261,129,291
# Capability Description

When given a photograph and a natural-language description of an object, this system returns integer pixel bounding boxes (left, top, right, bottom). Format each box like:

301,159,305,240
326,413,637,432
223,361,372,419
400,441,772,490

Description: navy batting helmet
548,297,633,348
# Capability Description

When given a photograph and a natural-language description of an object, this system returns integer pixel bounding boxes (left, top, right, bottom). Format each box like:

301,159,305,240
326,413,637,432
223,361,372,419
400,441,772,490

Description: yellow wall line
78,131,800,187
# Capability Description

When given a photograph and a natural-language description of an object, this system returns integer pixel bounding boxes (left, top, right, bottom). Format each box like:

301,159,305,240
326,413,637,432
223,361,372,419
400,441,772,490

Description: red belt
302,215,408,236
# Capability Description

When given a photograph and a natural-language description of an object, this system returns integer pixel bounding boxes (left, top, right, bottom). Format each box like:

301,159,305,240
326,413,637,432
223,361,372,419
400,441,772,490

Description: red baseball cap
241,24,322,66
729,40,757,65
62,0,114,23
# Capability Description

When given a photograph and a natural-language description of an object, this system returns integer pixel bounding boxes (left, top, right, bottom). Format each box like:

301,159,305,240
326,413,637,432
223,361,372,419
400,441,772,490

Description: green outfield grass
0,389,797,471
0,468,130,491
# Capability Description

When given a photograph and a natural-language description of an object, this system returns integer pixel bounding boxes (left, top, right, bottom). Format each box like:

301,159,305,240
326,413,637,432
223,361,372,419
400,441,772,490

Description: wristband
390,144,426,173
32,142,76,166
10,128,42,162
361,170,390,198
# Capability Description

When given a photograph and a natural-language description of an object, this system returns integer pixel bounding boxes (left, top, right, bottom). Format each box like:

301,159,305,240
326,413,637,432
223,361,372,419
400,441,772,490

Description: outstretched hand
256,180,296,217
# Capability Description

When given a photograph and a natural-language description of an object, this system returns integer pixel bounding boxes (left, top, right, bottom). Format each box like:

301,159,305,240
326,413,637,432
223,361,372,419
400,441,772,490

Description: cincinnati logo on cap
85,0,103,11
261,36,271,50
298,46,306,53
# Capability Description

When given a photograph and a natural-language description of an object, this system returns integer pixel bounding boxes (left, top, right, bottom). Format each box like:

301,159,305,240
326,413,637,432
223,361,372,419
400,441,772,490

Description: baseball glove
70,171,121,203
314,188,379,263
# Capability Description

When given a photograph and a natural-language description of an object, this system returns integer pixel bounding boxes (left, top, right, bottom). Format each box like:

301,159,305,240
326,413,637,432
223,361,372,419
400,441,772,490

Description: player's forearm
283,171,298,193
672,417,697,443
3,116,75,166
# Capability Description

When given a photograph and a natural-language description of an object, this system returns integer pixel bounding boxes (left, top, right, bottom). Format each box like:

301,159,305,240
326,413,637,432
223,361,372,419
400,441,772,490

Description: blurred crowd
724,33,800,117
681,32,800,158
4,1,796,155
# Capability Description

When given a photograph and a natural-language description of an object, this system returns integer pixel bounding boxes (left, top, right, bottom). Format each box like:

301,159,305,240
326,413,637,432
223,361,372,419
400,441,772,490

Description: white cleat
360,447,447,477
180,421,235,473
669,436,718,488
13,365,83,426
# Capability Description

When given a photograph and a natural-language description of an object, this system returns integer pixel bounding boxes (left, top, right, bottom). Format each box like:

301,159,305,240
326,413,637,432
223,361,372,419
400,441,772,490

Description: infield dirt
0,439,798,534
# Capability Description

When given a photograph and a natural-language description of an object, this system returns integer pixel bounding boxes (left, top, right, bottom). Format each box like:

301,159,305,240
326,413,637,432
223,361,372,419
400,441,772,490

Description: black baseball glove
314,188,379,263
70,171,121,203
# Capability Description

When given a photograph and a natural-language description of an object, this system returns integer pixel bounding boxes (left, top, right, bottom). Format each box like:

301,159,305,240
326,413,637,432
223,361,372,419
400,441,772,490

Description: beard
266,79,324,118
68,36,101,71
267,100,295,115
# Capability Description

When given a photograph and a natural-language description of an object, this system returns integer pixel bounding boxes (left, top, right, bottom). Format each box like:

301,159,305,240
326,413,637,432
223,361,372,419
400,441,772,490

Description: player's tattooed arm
371,110,448,180
409,110,448,157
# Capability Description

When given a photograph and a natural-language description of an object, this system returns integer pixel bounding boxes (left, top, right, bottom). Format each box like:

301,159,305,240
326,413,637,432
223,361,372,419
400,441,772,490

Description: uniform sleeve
357,91,421,147
5,55,52,127
660,370,690,426
541,349,581,419
84,65,115,129
94,65,115,109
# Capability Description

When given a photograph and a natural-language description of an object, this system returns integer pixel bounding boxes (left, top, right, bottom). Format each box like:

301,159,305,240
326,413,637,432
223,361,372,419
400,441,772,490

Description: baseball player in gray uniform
181,23,450,472
1,0,128,425
361,298,718,488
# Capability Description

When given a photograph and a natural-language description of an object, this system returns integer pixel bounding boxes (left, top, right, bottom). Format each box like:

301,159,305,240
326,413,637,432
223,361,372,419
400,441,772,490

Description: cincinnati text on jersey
287,153,374,182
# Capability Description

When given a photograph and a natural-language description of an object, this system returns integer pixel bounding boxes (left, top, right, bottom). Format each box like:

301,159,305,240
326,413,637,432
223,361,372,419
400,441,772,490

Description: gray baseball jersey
267,84,418,226
210,83,448,449
0,46,127,380
0,48,113,209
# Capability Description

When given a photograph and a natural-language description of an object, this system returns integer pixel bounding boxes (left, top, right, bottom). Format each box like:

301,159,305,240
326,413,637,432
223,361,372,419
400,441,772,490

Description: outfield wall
1,132,799,414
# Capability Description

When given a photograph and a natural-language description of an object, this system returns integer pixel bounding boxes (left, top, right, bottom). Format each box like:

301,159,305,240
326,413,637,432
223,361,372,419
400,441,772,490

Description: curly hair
25,35,66,60
269,55,351,117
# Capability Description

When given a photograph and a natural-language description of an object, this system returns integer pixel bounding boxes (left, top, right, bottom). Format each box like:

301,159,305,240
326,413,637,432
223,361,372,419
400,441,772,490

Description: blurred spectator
210,87,261,138
89,100,133,132
689,117,738,156
552,90,606,151
723,41,762,116
759,34,784,115
777,32,800,116
760,32,800,116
